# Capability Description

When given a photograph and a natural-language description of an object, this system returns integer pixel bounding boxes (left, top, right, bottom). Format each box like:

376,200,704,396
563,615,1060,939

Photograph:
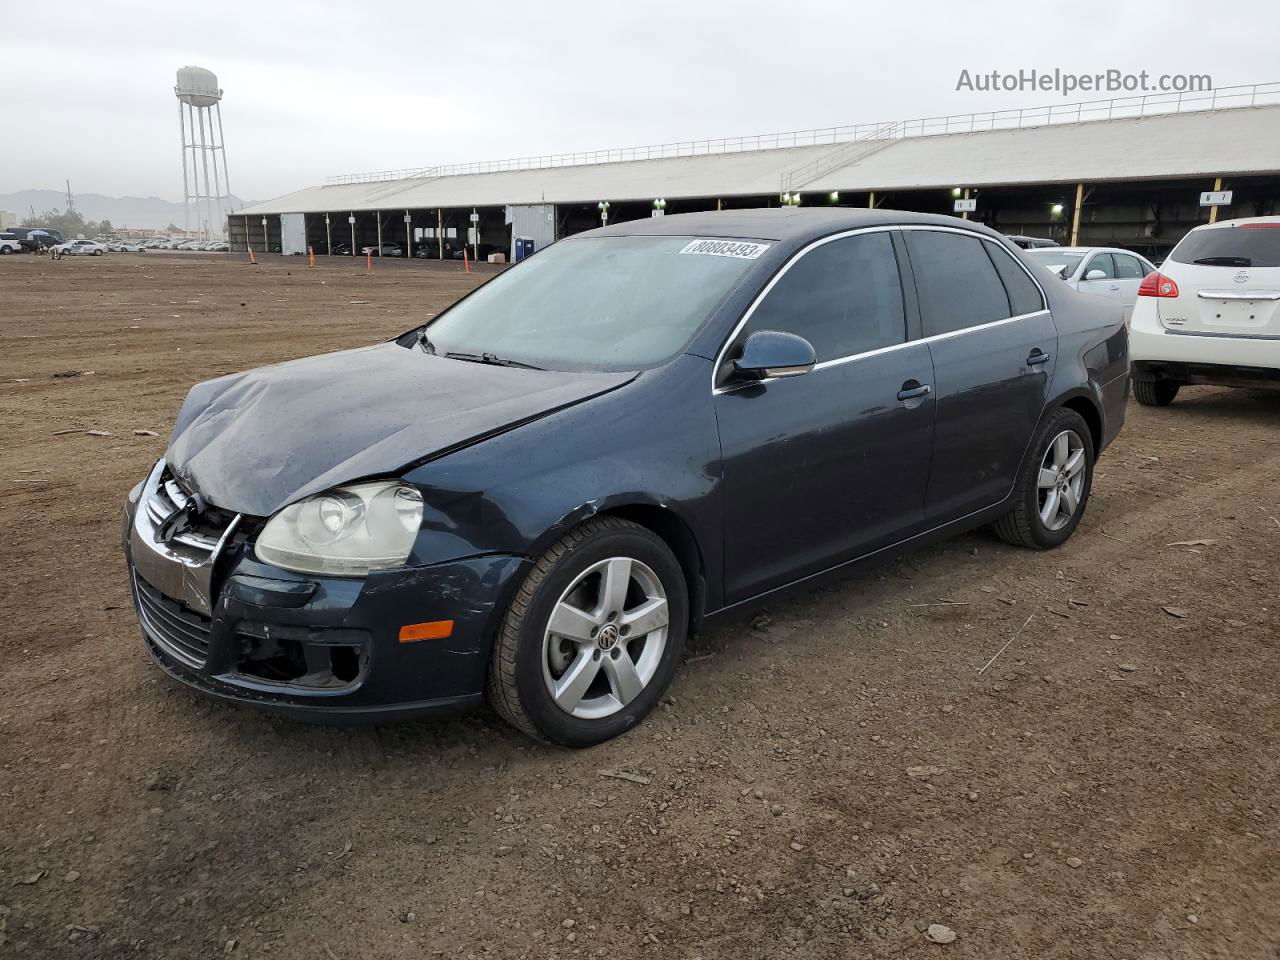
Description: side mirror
1084,268,1108,281
733,330,816,381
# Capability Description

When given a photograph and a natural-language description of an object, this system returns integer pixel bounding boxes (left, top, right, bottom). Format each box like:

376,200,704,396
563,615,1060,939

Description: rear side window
984,243,1045,315
906,230,1011,337
1113,253,1146,279
743,232,905,362
1169,224,1280,267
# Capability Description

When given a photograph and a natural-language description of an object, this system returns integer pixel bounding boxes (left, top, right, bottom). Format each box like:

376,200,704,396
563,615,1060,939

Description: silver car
52,240,108,257
1023,246,1156,323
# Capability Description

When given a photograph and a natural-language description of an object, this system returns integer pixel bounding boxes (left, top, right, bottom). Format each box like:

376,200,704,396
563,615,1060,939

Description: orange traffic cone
463,247,471,274
247,245,257,265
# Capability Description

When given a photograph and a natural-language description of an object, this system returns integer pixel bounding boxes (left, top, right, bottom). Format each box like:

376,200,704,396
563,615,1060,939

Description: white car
1130,216,1280,406
108,240,142,253
1023,246,1156,322
52,239,108,257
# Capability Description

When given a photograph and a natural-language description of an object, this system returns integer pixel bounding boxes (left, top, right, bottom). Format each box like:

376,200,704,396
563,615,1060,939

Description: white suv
1130,217,1280,405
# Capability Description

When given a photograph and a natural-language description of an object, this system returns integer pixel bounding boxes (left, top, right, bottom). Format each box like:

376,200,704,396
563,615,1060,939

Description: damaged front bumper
123,461,529,723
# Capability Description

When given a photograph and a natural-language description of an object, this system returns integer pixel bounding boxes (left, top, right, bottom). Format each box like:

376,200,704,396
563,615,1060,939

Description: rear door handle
1109,284,1121,291
897,382,932,401
1026,350,1051,366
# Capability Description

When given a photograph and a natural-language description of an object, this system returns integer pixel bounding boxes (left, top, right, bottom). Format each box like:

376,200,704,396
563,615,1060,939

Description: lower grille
133,573,213,668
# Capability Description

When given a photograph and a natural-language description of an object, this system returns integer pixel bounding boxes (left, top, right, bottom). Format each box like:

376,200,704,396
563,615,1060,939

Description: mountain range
0,189,254,230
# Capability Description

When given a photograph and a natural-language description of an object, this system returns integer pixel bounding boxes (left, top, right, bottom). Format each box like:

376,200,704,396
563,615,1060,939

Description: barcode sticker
678,239,770,260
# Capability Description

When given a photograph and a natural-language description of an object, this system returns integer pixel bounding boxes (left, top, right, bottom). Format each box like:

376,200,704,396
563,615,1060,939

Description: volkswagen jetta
123,209,1129,746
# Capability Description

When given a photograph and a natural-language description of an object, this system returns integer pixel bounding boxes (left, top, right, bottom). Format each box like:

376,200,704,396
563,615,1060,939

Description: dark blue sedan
123,209,1128,746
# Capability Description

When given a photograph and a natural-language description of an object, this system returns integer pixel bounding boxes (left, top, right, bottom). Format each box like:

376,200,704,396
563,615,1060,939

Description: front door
714,229,936,604
902,228,1058,522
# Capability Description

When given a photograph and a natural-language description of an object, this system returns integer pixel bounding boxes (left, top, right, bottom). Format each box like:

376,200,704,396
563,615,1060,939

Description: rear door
1157,223,1280,338
902,228,1057,522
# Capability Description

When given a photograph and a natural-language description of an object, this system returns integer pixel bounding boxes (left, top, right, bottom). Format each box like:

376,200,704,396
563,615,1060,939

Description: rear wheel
994,408,1094,550
1133,379,1179,406
487,517,687,747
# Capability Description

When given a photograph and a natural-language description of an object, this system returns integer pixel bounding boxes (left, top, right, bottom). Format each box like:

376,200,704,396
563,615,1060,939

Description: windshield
1023,250,1084,277
1169,224,1280,268
424,235,764,371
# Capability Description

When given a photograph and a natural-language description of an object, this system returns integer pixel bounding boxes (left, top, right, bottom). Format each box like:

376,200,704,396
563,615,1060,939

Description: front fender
401,354,725,605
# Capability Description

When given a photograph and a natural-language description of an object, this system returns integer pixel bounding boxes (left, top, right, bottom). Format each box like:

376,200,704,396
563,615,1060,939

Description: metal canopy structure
240,90,1280,219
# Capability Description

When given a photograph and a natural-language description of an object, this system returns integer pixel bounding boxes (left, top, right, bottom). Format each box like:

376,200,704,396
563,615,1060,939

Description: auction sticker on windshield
679,239,770,259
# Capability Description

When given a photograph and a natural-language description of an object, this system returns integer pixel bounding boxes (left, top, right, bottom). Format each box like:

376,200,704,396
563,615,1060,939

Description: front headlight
255,480,424,577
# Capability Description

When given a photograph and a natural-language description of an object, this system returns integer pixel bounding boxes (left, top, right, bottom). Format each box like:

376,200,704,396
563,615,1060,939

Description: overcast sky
4,0,1275,203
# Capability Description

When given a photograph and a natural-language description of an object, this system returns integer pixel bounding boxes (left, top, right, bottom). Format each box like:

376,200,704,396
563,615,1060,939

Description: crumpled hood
165,342,634,517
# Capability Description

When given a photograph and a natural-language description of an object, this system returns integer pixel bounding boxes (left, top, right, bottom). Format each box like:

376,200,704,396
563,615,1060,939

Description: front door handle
1109,284,1120,291
1026,350,1051,366
897,382,932,401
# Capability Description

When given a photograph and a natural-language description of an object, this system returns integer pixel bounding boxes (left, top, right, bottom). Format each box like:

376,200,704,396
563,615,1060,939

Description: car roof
1026,246,1147,257
586,207,1008,244
1194,214,1280,231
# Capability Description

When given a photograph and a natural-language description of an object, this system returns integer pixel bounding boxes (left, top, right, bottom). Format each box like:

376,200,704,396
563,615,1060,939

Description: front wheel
994,408,1094,550
1133,379,1179,406
488,517,687,747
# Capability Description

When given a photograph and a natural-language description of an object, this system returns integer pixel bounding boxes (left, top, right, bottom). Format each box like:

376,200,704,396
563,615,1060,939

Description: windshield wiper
1193,256,1252,266
416,328,437,354
446,351,543,370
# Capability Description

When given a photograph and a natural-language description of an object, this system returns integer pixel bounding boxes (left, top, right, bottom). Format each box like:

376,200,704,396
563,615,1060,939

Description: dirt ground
1,251,1277,960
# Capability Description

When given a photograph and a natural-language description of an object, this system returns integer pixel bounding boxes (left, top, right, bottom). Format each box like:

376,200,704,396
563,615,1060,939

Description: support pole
215,102,233,214
437,209,443,260
1069,182,1084,246
376,212,383,256
1209,176,1223,224
325,214,332,256
868,191,876,209
177,101,190,236
196,107,216,240
406,210,412,260
349,213,355,256
962,187,970,221
208,109,225,238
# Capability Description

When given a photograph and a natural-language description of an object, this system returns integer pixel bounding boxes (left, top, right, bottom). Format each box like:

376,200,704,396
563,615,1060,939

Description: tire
994,407,1094,550
1133,379,1179,407
487,517,688,747
0,246,11,255
93,249,104,256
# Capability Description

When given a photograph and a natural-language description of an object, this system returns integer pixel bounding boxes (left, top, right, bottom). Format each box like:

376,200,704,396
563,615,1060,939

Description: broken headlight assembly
255,480,423,577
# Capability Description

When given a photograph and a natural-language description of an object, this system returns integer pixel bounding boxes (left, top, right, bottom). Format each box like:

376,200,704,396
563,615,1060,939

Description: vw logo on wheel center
597,623,620,650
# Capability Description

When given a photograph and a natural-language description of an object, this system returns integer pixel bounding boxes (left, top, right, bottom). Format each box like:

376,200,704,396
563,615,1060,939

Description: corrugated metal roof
240,105,1280,216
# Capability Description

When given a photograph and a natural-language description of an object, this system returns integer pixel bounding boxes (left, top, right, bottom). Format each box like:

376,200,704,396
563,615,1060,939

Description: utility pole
66,180,74,213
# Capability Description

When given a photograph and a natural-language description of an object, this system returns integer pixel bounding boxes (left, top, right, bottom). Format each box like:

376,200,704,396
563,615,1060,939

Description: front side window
739,232,906,363
906,230,1011,337
1083,254,1116,280
425,235,761,371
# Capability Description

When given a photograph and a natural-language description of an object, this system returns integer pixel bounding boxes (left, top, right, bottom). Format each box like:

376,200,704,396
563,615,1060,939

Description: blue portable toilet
515,236,535,261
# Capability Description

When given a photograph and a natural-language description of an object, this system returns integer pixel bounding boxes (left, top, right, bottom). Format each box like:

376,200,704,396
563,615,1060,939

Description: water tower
175,66,233,238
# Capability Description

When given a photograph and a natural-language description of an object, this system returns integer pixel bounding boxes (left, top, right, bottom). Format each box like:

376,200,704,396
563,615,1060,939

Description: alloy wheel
1037,429,1086,531
541,556,669,720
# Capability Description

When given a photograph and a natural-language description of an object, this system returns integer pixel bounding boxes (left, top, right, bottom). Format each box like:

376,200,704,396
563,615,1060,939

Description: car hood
165,342,635,517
